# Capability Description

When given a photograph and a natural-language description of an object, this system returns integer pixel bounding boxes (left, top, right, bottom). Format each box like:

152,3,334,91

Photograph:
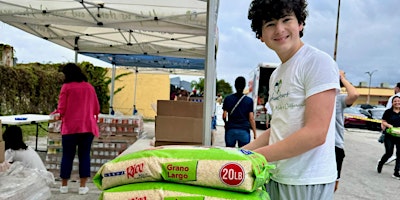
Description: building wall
107,68,170,119
342,87,394,106
0,44,14,67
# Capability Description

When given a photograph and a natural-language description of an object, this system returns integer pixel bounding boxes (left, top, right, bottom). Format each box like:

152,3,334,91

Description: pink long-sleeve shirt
57,82,100,137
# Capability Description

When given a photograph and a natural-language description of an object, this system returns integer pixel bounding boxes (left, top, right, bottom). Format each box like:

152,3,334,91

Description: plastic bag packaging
48,113,61,133
387,127,400,137
0,161,55,200
378,132,385,143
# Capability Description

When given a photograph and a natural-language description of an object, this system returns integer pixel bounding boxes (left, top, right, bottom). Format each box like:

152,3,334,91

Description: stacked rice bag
93,146,274,200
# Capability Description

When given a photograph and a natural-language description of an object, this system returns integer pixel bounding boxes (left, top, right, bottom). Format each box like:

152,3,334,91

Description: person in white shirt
386,83,400,109
3,125,46,170
244,0,339,199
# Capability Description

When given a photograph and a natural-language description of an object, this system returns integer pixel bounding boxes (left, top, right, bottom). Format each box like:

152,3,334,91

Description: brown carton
157,100,203,118
0,141,4,163
155,116,204,143
0,119,2,142
155,141,202,147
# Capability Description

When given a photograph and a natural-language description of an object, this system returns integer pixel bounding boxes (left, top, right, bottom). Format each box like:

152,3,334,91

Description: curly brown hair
248,0,308,39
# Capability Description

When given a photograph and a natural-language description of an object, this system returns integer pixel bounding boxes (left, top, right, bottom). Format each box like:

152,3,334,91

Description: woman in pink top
56,63,100,195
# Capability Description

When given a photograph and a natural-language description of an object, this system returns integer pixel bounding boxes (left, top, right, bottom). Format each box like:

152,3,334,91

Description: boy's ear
260,37,264,42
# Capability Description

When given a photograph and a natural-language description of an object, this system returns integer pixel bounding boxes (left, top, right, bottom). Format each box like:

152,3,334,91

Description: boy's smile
260,13,304,63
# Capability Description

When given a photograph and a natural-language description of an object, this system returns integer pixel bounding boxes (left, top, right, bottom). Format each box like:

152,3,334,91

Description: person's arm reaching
340,70,359,106
249,112,257,139
251,89,336,162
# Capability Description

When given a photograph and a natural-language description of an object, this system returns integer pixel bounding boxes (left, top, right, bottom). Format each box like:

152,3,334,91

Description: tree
81,62,132,114
216,79,232,97
190,78,232,97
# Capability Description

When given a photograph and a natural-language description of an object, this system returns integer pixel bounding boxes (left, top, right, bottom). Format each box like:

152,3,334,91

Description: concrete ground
27,122,398,200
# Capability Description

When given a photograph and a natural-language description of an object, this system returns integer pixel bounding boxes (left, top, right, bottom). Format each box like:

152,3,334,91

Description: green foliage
0,64,63,115
80,62,132,113
190,78,232,97
216,79,232,97
0,62,130,115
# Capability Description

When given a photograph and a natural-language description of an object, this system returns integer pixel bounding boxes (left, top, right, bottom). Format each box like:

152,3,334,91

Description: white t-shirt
268,44,339,185
5,146,46,170
386,92,400,109
265,102,272,115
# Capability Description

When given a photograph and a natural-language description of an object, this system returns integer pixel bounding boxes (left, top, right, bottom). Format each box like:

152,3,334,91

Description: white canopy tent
0,0,218,145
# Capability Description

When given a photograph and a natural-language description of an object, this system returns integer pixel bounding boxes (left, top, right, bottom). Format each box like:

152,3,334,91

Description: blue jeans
225,129,250,148
60,133,94,179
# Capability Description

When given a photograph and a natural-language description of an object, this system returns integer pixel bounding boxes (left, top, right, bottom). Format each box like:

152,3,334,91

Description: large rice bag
387,127,400,137
93,146,274,192
100,181,270,200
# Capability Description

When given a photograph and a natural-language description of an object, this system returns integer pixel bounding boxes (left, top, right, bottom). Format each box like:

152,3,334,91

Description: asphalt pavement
29,122,398,200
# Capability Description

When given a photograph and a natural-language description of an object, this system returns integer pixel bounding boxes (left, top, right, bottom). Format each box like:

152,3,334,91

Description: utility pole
333,0,341,61
365,70,377,104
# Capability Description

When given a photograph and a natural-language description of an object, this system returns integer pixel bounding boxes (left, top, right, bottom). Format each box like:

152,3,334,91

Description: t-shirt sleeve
382,109,391,122
302,53,340,99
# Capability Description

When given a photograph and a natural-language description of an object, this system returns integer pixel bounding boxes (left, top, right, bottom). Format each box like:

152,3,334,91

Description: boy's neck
278,41,304,63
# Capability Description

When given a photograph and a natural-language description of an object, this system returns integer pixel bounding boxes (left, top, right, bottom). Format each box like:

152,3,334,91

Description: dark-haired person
377,96,400,179
55,63,100,195
243,0,339,199
382,83,400,165
3,125,46,170
334,70,359,191
385,82,400,109
222,76,257,147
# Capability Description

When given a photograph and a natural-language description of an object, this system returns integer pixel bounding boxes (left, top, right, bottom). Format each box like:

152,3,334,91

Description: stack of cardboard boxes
0,120,4,163
155,100,204,146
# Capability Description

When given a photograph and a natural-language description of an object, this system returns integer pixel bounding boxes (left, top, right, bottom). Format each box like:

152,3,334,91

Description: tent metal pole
109,63,116,115
133,67,138,115
203,0,219,146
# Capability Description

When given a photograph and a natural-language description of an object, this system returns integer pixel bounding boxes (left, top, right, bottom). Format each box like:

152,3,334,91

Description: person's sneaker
392,173,400,180
78,186,89,195
377,160,383,173
59,186,68,194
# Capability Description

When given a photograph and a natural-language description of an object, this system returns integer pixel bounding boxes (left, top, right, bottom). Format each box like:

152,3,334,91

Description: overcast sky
1,0,400,89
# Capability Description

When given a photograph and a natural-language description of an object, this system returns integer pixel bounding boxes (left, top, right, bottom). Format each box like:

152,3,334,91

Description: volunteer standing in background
56,63,100,195
381,82,400,165
222,76,257,147
377,96,400,179
334,70,359,191
243,0,339,199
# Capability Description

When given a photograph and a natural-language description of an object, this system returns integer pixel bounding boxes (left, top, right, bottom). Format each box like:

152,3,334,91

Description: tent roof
0,0,210,72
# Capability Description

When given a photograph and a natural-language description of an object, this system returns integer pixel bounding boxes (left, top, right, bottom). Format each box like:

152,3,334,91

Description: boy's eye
264,22,275,27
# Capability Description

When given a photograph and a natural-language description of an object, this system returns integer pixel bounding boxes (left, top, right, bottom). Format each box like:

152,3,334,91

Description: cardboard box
157,100,203,118
155,141,202,147
155,116,204,143
0,141,4,163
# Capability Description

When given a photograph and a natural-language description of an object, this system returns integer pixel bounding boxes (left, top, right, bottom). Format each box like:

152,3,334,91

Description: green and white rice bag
100,181,270,200
93,146,274,192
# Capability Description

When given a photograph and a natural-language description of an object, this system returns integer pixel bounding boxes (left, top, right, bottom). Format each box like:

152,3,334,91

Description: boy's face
259,13,304,61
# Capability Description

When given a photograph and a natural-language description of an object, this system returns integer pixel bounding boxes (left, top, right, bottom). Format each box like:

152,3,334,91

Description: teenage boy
243,0,340,199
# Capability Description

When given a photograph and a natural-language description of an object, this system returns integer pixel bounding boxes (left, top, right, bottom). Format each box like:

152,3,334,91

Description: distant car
344,107,368,128
365,108,386,131
354,104,375,110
